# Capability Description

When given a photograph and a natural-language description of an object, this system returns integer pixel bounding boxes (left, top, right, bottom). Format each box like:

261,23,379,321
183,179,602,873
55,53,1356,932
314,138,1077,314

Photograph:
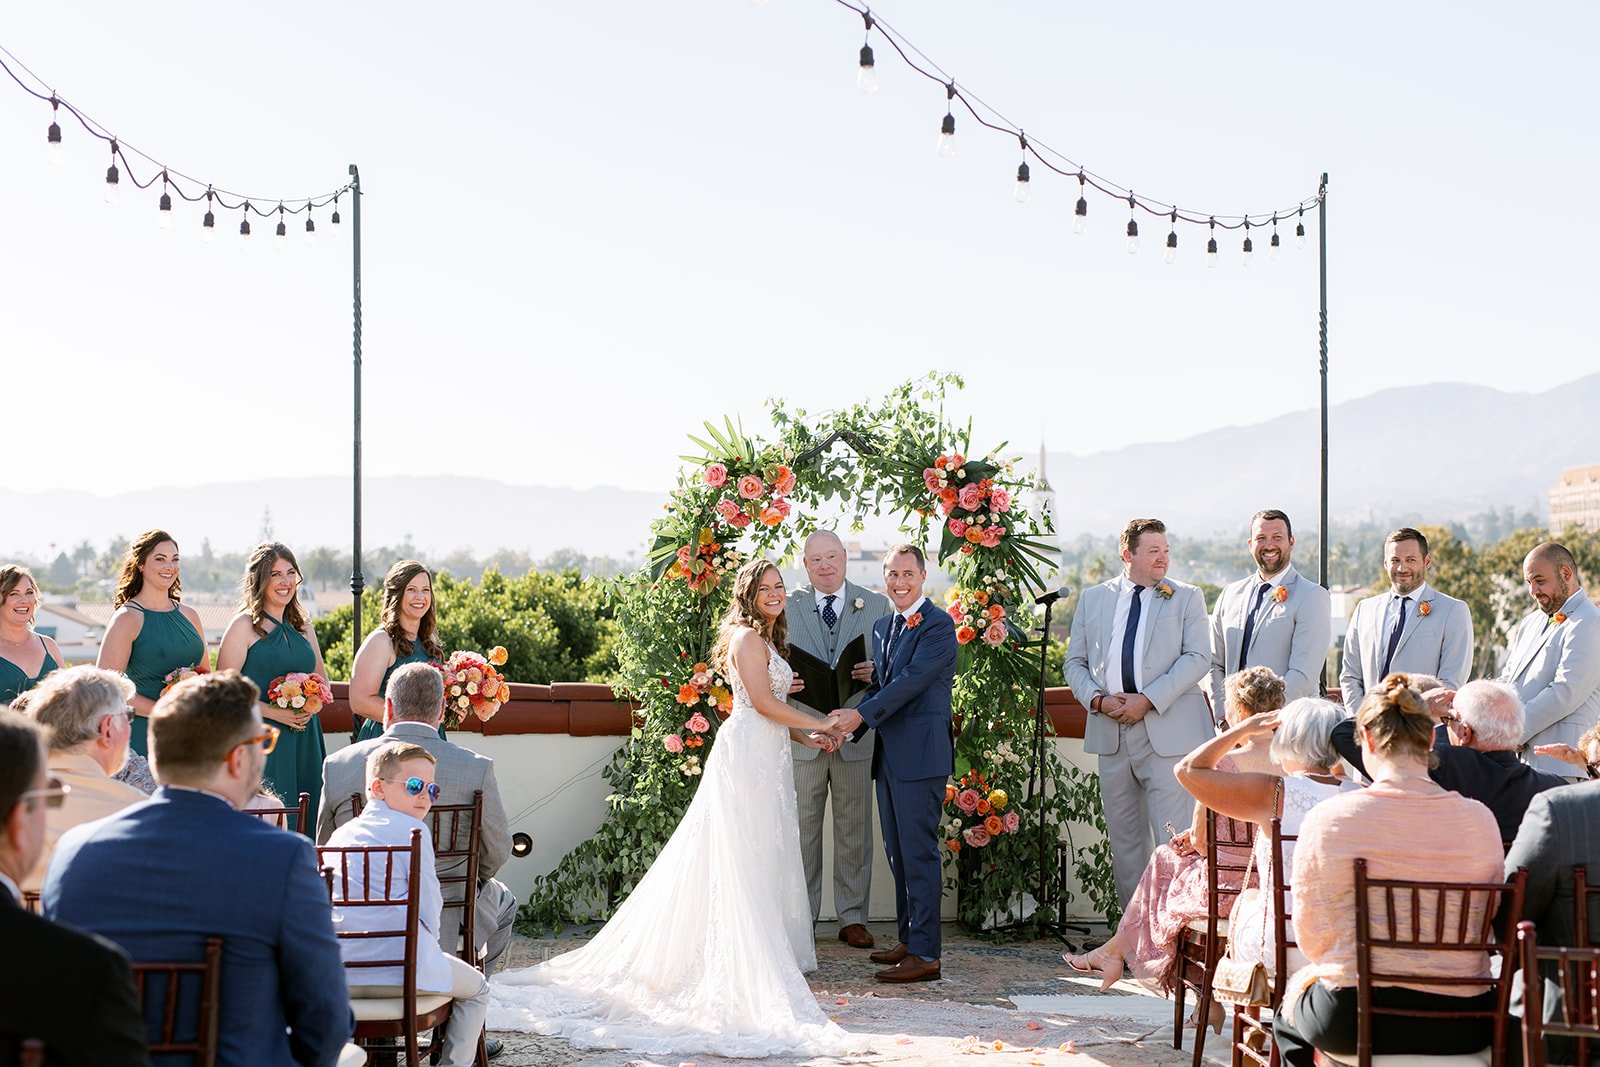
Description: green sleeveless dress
354,636,443,742
241,616,326,819
0,635,58,705
124,602,206,756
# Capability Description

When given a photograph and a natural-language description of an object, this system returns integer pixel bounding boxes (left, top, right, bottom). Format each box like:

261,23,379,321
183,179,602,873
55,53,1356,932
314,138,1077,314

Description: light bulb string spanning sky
0,43,351,220
833,0,1323,236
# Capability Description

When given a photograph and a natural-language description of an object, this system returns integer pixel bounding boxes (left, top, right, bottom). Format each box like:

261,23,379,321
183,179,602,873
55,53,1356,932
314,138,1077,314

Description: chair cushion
1186,918,1231,935
349,992,452,1022
1318,1047,1491,1067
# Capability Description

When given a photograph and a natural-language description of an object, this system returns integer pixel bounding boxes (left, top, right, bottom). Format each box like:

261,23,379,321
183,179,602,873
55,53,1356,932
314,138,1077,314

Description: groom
831,544,957,983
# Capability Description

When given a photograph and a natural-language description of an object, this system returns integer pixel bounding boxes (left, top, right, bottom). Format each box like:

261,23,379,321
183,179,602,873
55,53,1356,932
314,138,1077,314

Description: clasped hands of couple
789,661,873,753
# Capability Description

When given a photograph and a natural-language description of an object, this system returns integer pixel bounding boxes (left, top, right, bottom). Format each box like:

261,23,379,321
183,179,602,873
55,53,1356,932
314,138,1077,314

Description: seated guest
19,666,147,892
328,742,489,1067
1273,677,1505,1067
0,709,148,1066
13,677,158,798
1332,677,1566,841
1063,667,1287,1003
44,670,354,1067
1175,697,1357,985
1531,719,1600,780
320,662,517,975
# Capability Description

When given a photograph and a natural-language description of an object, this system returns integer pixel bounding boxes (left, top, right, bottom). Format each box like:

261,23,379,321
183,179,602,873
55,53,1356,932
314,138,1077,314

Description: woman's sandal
1061,948,1125,993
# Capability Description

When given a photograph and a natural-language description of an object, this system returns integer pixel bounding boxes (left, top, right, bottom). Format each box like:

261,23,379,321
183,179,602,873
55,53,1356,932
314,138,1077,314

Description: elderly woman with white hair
1174,696,1359,978
19,665,147,892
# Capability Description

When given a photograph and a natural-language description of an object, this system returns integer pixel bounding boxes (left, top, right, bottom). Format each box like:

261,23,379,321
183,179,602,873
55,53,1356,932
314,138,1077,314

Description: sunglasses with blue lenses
381,776,441,802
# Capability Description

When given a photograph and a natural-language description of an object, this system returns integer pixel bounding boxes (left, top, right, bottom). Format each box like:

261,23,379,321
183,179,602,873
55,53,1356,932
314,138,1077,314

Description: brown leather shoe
876,955,941,983
838,924,875,949
869,941,909,965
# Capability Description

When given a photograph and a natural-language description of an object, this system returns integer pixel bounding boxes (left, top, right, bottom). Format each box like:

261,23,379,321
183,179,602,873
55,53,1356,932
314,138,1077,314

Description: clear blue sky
2,2,1593,496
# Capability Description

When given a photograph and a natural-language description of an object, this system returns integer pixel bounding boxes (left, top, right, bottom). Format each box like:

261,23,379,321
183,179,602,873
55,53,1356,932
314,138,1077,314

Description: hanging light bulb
1072,171,1088,234
1296,206,1308,249
1206,218,1219,269
1270,215,1281,260
1125,193,1140,253
331,192,342,226
103,141,121,205
201,188,217,244
1165,210,1179,264
1241,220,1254,266
274,203,289,250
936,83,956,158
46,96,64,165
857,15,877,94
1013,136,1031,203
304,207,318,246
238,202,253,250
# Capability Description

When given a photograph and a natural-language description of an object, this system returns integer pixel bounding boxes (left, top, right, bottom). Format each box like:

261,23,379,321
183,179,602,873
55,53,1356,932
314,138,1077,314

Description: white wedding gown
488,644,870,1057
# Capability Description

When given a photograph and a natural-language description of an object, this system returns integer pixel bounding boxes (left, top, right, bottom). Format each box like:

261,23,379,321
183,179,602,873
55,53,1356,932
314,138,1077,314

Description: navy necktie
1120,586,1144,694
885,614,907,677
1238,581,1271,672
1380,595,1410,678
821,594,838,630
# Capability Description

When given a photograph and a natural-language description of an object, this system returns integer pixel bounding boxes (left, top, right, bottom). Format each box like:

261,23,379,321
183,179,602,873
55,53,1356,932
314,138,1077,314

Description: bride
488,558,872,1057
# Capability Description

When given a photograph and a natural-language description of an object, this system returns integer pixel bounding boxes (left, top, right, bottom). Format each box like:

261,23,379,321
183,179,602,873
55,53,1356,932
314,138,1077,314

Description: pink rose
956,788,981,814
982,621,1007,646
770,497,792,519
729,511,752,529
663,733,684,753
947,605,967,624
948,518,968,538
923,468,942,493
737,474,764,500
990,488,1011,513
703,462,729,488
957,484,983,511
686,712,710,734
938,499,954,516
962,826,992,848
675,545,694,565
714,498,741,522
1002,810,1021,834
979,525,1003,548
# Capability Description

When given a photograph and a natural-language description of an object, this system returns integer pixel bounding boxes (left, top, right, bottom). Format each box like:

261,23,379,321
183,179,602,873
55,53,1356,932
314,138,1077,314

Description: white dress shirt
1104,576,1153,695
326,799,452,993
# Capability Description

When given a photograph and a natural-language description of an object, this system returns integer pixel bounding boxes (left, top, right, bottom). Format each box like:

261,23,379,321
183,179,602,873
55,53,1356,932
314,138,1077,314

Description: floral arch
524,375,1117,933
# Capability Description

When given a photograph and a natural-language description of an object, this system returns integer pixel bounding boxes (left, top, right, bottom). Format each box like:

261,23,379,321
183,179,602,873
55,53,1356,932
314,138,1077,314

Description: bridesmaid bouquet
160,664,209,696
265,672,334,730
439,647,510,728
941,765,1021,852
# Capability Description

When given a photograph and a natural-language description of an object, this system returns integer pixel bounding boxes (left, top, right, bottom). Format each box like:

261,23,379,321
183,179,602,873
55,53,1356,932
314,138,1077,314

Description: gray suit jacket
1065,576,1215,758
1339,584,1474,716
1209,564,1332,711
785,580,892,762
317,721,513,886
1498,590,1600,776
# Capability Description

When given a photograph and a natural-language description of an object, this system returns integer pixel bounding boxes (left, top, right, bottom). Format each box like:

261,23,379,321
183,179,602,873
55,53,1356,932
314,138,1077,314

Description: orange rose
488,646,509,666
676,684,699,704
945,784,958,804
984,815,1003,835
1554,612,1569,625
938,487,958,505
1418,601,1432,617
986,604,1005,621
964,527,984,544
947,838,961,853
977,798,992,815
972,590,989,606
956,625,978,645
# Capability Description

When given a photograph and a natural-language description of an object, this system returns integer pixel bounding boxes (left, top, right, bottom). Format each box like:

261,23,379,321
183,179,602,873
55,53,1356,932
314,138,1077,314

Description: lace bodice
730,642,794,712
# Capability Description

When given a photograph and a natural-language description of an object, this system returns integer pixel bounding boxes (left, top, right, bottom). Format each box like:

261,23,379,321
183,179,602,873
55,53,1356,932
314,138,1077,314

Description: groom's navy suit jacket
857,597,958,782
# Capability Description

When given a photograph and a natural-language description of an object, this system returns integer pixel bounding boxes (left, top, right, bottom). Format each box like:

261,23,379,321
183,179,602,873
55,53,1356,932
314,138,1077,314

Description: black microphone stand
1023,588,1089,939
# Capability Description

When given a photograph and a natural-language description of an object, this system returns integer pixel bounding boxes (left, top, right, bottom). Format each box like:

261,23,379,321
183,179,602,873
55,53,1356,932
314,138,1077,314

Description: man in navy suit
831,544,957,983
44,671,354,1067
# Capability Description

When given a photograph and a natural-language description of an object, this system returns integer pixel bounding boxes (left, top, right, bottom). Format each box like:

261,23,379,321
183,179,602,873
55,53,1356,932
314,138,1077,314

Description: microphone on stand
1033,586,1074,606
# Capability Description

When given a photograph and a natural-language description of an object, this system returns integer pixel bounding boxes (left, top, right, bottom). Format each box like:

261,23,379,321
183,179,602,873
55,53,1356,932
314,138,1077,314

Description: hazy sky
3,2,1594,498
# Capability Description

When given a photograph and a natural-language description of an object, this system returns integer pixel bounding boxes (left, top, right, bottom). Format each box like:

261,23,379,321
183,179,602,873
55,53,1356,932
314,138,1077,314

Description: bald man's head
802,530,846,595
1524,541,1579,616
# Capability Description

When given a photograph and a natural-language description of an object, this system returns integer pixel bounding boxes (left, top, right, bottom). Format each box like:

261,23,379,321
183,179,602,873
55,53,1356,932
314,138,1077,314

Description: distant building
33,603,105,665
1549,463,1600,536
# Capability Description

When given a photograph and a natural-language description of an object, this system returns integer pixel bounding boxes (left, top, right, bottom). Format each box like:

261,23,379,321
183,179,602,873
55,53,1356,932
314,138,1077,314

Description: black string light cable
826,2,1321,257
0,43,350,241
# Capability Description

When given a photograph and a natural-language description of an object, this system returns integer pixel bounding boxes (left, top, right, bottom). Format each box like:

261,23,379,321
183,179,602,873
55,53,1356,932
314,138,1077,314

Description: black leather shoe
485,1036,504,1059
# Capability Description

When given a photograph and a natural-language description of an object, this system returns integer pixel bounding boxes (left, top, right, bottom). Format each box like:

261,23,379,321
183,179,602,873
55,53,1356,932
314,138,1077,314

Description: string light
1014,133,1030,203
1165,210,1178,264
856,12,877,94
1296,206,1308,249
238,201,253,251
1206,218,1219,269
1270,214,1281,260
304,205,317,246
1125,192,1139,254
331,193,342,226
157,172,173,230
936,82,956,158
201,188,216,244
1241,219,1253,266
102,140,120,205
1072,171,1087,234
45,94,62,165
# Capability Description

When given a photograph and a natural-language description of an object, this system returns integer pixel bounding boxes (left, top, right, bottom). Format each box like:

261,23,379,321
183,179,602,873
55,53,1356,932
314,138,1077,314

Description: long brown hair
711,559,788,675
112,530,182,608
240,541,309,637
0,566,39,627
382,560,442,660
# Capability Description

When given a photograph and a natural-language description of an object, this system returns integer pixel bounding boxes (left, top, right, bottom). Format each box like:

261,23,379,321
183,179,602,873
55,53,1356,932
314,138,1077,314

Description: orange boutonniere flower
1271,585,1289,604
1553,612,1569,626
907,612,924,628
1417,601,1432,617
1155,581,1174,600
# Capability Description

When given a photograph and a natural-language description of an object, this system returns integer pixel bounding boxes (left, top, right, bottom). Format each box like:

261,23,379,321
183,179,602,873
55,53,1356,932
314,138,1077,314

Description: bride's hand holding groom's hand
830,708,864,735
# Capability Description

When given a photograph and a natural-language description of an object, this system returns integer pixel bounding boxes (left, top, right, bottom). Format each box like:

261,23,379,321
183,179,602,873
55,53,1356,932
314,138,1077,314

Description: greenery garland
522,375,1119,934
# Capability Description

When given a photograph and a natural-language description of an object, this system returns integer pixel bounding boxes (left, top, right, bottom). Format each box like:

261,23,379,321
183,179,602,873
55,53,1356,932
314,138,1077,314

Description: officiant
785,530,892,949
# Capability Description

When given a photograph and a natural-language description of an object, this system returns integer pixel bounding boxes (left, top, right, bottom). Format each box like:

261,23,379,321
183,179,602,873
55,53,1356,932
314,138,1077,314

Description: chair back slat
1518,920,1600,1067
130,935,223,1066
250,791,312,836
21,890,41,915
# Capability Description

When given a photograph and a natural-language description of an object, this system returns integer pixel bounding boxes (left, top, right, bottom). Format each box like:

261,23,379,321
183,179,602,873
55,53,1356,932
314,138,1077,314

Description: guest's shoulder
1,906,129,968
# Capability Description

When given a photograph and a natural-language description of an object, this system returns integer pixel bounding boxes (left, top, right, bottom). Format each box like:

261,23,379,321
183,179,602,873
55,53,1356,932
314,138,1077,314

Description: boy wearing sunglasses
326,741,490,1067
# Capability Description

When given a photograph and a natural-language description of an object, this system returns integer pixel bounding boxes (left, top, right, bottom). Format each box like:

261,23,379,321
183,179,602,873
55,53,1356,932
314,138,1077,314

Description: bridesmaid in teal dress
349,560,445,743
96,531,209,756
217,542,329,819
0,566,67,706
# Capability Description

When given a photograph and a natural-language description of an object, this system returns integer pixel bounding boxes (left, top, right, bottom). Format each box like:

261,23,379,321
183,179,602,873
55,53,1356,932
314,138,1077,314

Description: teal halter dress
241,616,326,818
123,602,206,756
354,636,442,743
0,635,58,705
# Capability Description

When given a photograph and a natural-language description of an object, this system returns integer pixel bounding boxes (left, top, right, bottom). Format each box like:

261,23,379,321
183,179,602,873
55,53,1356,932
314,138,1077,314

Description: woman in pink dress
1063,666,1285,994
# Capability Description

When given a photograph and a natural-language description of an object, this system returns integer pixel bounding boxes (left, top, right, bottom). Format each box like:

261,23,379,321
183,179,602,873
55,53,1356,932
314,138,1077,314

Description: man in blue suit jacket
832,544,957,983
44,671,354,1067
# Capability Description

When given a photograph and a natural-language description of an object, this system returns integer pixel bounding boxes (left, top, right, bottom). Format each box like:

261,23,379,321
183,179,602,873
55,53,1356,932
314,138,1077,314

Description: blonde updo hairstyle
1355,672,1438,768
1223,666,1287,723
710,559,788,676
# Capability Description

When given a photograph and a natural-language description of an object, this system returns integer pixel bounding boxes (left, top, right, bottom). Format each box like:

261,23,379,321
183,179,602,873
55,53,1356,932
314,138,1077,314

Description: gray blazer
1209,564,1332,712
1339,585,1474,716
785,580,892,762
1065,576,1215,758
316,721,513,884
1498,590,1600,776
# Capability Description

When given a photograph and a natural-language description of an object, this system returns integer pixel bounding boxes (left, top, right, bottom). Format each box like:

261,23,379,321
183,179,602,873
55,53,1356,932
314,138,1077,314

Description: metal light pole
1318,173,1329,592
348,163,365,742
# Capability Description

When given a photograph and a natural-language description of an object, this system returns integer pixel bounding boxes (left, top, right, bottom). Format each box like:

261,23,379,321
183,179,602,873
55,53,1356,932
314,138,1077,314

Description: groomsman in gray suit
1209,509,1332,713
1497,541,1600,780
785,530,892,949
1066,518,1215,909
1339,527,1475,716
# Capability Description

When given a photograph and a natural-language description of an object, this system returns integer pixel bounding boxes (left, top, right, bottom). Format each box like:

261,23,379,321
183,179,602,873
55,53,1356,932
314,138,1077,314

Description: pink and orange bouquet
705,457,796,533
440,647,511,727
924,452,1013,559
265,672,334,730
660,660,731,753
665,528,742,595
945,586,1013,648
160,663,210,696
941,767,1021,852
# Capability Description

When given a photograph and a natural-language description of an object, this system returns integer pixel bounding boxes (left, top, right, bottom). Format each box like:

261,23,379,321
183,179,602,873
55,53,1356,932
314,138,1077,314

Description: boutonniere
1417,600,1432,617
1553,612,1569,626
1271,586,1289,604
853,597,865,611
1155,582,1174,600
906,612,924,629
